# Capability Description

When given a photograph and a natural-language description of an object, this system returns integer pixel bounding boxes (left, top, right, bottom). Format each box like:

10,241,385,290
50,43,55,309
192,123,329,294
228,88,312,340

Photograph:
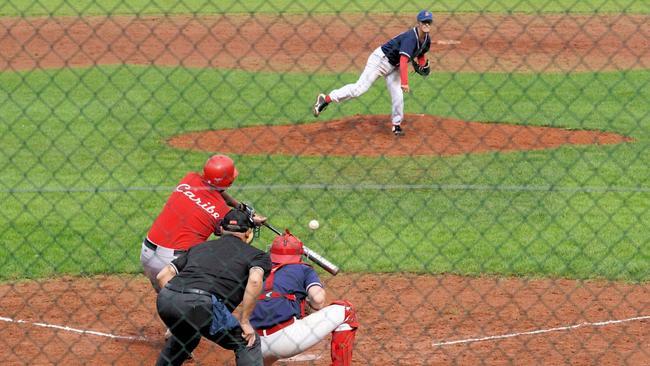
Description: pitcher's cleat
313,94,329,117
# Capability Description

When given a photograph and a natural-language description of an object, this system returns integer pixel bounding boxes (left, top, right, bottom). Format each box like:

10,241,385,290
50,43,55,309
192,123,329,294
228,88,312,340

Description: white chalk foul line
0,315,149,342
2,314,321,362
4,313,647,351
432,315,650,347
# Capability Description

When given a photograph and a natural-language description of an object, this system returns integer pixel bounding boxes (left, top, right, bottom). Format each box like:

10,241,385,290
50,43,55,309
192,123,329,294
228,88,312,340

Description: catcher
250,231,359,366
313,9,433,136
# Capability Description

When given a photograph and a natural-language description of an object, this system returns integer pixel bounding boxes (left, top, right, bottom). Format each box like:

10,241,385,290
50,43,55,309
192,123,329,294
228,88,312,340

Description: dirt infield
0,275,647,365
0,13,647,73
168,114,632,157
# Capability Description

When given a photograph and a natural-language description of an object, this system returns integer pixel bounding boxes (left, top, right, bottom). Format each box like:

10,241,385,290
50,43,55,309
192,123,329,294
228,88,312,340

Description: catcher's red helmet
203,155,238,190
270,230,304,264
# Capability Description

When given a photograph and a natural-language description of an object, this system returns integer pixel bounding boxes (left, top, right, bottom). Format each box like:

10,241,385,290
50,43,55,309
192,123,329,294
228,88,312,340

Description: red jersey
147,172,230,250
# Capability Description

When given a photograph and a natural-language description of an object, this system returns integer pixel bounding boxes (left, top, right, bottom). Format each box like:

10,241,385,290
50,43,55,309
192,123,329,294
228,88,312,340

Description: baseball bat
263,222,340,276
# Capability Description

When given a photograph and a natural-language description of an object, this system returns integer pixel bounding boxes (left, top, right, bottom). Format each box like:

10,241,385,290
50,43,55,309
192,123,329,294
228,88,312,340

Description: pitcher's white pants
328,47,404,125
260,304,349,359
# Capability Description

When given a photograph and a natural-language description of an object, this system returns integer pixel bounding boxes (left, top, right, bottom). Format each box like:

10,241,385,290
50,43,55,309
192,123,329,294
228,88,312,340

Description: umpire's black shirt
169,235,271,311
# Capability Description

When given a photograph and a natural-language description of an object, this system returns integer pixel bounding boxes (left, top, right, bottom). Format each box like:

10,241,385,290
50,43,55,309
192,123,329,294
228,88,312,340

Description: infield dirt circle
0,13,647,365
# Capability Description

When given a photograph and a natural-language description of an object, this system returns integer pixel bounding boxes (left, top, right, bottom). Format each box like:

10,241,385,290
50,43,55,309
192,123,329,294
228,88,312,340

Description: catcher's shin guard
330,300,358,366
331,329,356,366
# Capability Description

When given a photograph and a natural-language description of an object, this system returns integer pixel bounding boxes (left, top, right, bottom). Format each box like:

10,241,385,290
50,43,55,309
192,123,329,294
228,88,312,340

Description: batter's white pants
140,239,181,292
328,47,404,125
260,304,350,360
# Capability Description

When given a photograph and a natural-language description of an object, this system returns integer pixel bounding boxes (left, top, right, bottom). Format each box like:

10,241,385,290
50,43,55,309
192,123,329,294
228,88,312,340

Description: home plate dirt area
1,274,648,365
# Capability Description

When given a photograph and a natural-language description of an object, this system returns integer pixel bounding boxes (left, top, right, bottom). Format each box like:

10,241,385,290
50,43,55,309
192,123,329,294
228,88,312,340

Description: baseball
308,219,320,230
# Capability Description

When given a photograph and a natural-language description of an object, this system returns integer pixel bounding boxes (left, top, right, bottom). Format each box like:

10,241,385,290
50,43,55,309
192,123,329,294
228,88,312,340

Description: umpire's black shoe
392,124,404,136
313,94,329,117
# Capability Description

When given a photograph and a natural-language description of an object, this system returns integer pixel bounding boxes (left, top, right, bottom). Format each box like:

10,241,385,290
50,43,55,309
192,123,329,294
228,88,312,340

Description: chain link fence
0,1,648,365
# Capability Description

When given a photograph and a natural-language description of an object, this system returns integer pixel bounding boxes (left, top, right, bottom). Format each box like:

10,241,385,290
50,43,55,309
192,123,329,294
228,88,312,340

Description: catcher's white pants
260,304,349,359
140,239,181,292
328,47,404,125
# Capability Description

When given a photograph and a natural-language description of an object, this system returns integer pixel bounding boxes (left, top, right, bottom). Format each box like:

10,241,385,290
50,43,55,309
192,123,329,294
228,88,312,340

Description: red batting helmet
270,230,304,264
203,155,238,190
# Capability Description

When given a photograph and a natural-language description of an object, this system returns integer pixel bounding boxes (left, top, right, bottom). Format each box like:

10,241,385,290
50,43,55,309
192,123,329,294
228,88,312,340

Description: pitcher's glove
412,59,431,76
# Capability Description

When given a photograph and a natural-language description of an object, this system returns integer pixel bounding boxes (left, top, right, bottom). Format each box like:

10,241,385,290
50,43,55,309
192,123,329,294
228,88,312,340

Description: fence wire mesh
0,1,648,365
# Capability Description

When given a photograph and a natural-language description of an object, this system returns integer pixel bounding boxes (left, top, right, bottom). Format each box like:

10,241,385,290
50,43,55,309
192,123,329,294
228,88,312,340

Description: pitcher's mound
168,114,632,157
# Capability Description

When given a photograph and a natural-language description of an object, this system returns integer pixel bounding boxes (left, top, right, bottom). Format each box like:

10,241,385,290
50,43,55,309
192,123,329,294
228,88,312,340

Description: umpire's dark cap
220,209,254,233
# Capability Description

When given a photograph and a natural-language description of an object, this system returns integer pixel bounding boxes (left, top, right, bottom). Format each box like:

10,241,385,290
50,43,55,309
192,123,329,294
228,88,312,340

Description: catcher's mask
203,154,238,190
270,230,304,264
220,208,254,234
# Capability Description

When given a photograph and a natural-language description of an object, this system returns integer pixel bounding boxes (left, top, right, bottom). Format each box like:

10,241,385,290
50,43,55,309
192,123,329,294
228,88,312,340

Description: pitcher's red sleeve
417,55,426,66
400,54,410,86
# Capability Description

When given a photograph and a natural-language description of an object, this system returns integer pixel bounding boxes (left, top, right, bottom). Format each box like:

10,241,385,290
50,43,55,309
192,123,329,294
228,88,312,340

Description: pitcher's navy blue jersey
380,27,431,66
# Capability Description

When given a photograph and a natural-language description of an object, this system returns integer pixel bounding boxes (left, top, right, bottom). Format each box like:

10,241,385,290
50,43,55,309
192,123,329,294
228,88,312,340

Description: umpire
154,208,272,366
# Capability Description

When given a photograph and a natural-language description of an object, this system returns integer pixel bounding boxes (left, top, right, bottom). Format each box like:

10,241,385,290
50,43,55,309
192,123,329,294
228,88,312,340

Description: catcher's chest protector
257,263,309,317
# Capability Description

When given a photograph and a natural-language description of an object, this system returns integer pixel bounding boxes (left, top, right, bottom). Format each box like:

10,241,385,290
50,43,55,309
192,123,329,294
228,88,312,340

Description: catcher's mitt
412,59,431,76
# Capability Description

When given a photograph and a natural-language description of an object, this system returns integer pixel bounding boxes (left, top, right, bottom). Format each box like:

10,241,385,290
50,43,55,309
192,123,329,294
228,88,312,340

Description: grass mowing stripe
0,0,647,17
3,183,650,194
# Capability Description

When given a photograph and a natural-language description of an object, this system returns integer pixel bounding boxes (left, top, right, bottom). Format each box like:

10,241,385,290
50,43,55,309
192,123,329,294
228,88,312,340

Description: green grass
0,0,647,17
0,65,648,281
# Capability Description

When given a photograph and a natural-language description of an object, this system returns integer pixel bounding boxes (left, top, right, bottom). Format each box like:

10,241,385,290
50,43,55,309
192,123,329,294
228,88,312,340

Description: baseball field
0,0,648,365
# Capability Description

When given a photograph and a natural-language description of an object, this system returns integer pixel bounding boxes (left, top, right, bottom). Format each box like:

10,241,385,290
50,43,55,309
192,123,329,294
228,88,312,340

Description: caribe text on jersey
176,183,221,219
